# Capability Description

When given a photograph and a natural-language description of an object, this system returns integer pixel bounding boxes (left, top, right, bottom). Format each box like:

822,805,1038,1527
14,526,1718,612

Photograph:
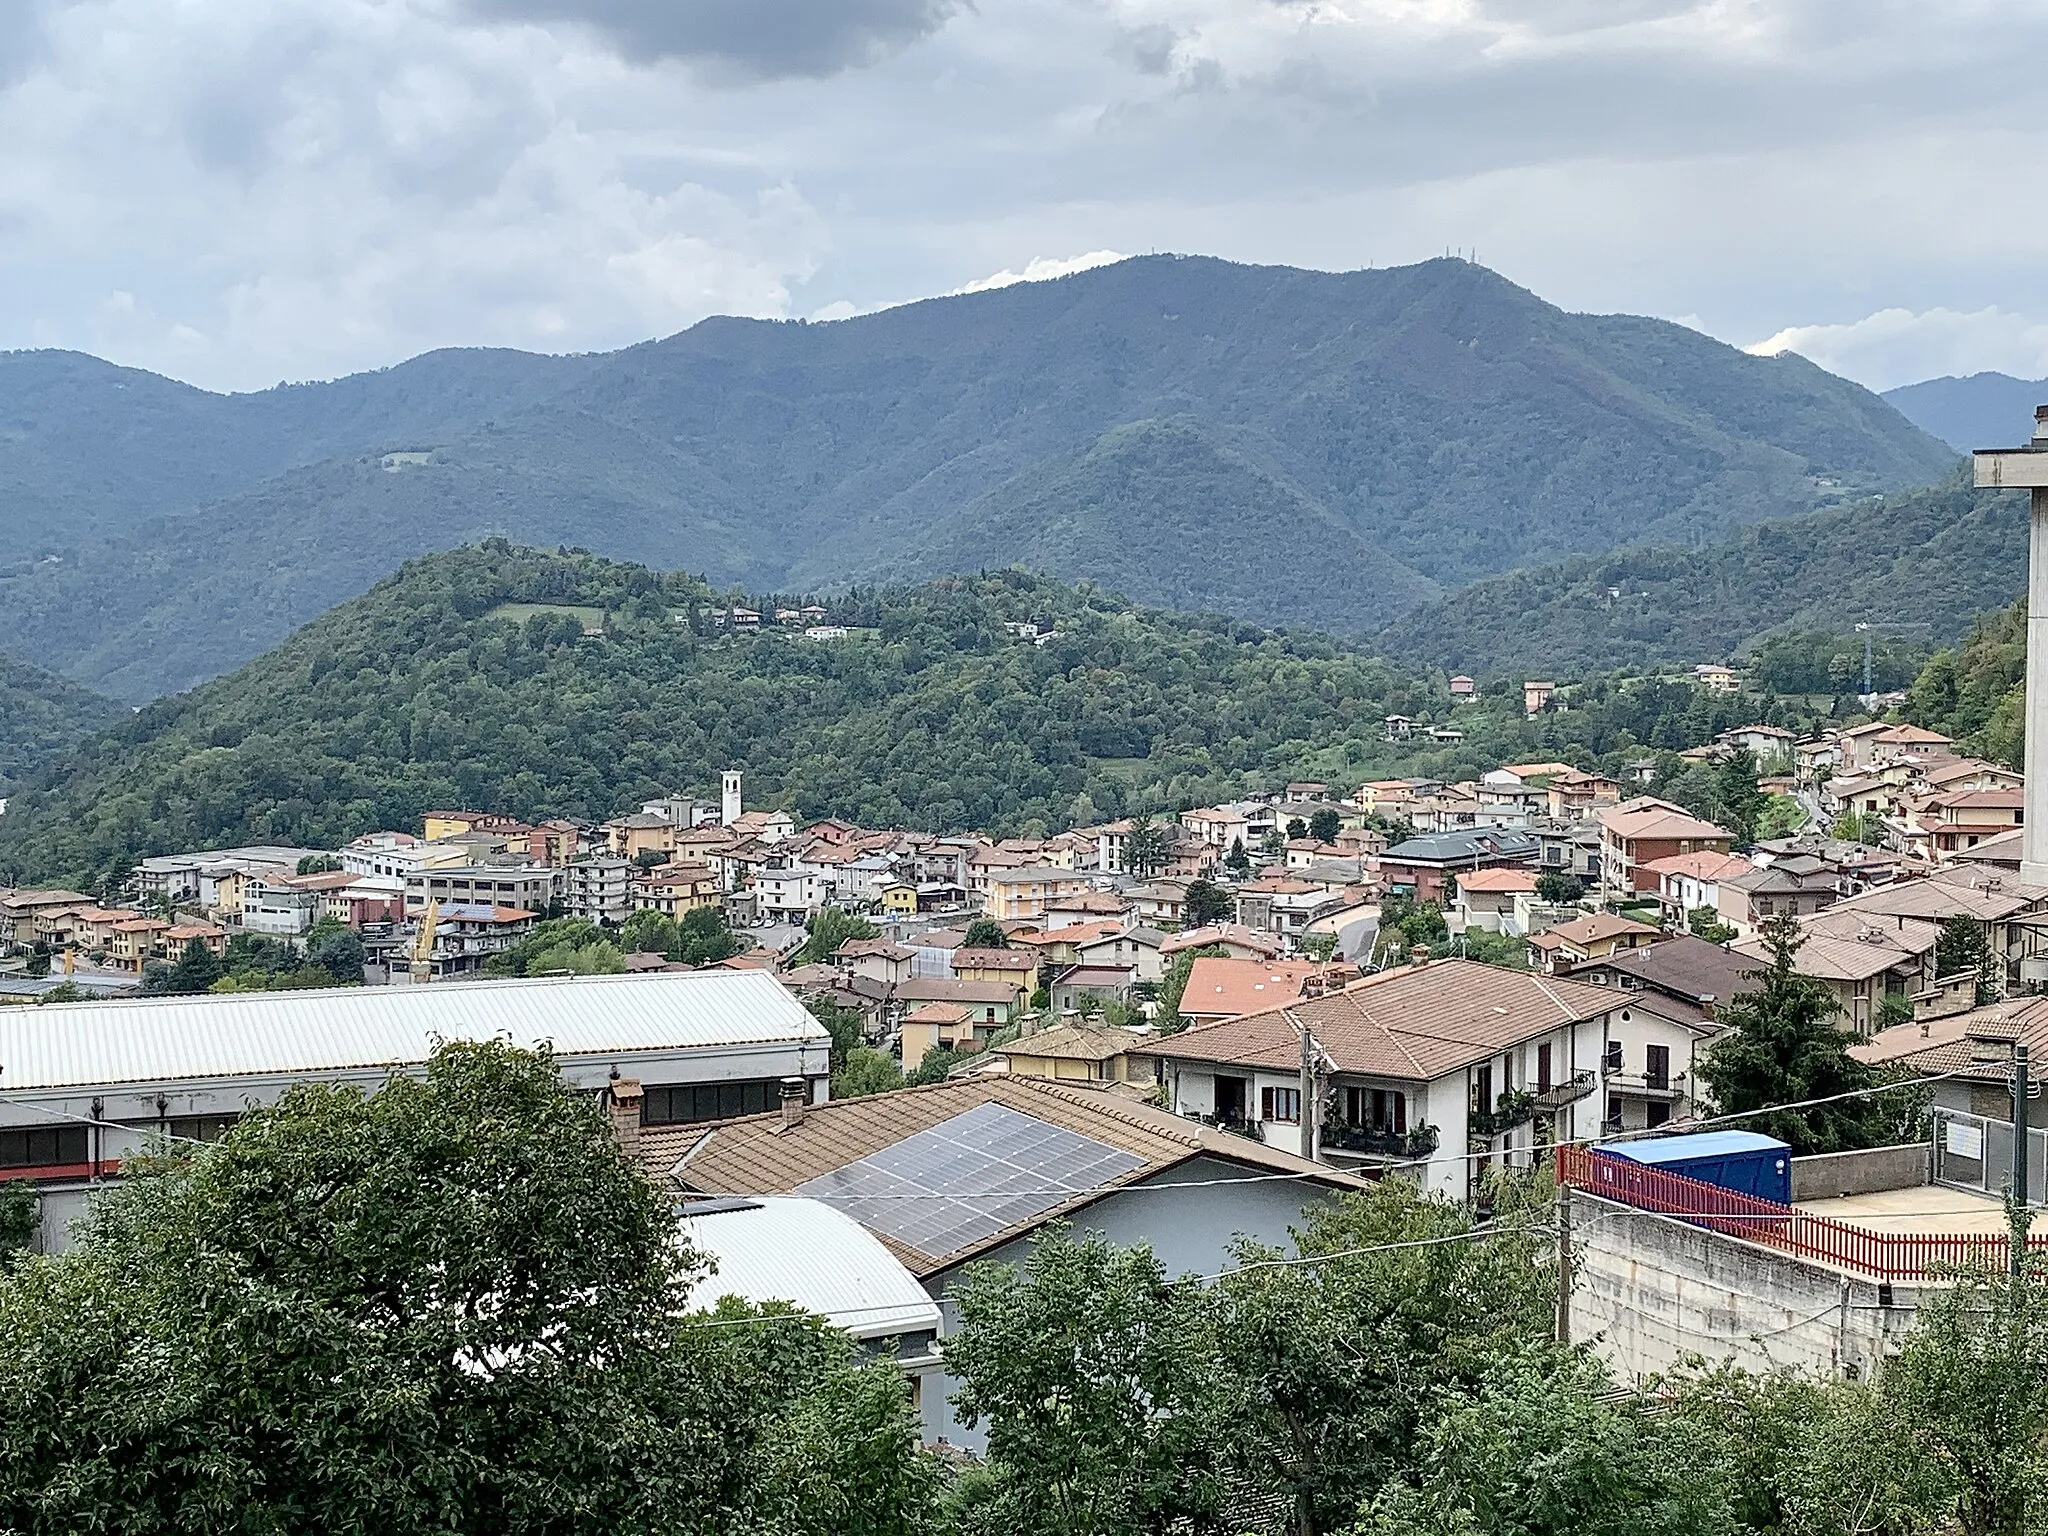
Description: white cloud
953,250,1129,295
1748,306,2048,392
6,0,2048,389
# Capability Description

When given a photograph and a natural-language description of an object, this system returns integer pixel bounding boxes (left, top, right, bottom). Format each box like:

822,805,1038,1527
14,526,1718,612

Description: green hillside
0,545,1440,888
0,654,125,795
1381,473,2022,677
1905,601,2026,768
0,255,1954,700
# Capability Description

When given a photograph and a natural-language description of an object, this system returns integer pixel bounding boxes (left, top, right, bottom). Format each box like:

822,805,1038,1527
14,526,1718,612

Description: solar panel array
792,1102,1148,1259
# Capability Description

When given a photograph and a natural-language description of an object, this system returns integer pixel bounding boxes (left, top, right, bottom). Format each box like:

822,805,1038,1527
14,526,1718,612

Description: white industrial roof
0,969,827,1092
679,1196,941,1341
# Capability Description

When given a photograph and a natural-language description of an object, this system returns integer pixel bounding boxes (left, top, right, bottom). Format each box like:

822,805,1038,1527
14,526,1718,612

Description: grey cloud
463,0,961,78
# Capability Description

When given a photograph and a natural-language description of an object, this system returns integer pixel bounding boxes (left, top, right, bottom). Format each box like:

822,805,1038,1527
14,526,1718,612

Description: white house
1138,958,1660,1198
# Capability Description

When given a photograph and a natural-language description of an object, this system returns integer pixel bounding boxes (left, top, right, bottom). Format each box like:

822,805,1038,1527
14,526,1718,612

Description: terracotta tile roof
998,1023,1142,1064
950,949,1039,970
1161,924,1283,958
1850,996,2048,1082
1139,958,1622,1082
1455,867,1539,894
1600,800,1733,843
904,1001,977,1026
1525,913,1660,950
897,977,1021,1005
1637,851,1755,882
836,939,916,962
1017,920,1124,948
641,1075,1367,1275
1180,957,1335,1019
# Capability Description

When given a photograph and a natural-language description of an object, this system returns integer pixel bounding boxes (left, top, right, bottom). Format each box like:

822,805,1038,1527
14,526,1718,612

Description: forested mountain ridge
0,545,1439,888
1884,370,2047,454
1381,473,2023,678
0,255,1954,701
1906,599,2026,768
0,654,125,794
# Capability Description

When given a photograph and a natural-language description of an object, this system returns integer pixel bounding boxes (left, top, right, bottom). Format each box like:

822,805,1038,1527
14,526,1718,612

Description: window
641,1079,790,1126
0,1126,88,1169
167,1114,239,1144
1261,1087,1301,1124
1537,1043,1553,1094
1472,1064,1493,1116
1645,1101,1672,1129
1646,1045,1670,1091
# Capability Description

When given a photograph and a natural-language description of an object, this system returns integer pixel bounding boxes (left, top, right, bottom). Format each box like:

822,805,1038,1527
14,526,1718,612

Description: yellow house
109,916,173,973
949,947,1040,996
996,1023,1147,1086
900,1001,980,1072
605,813,678,862
628,863,721,917
882,882,920,917
984,866,1091,923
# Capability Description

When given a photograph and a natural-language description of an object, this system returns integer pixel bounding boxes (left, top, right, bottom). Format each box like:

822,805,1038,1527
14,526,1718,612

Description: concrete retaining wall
1791,1143,1929,1201
1570,1191,1921,1383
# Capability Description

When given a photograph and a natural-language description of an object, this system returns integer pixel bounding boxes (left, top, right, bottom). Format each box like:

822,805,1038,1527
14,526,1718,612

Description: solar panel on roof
792,1102,1147,1258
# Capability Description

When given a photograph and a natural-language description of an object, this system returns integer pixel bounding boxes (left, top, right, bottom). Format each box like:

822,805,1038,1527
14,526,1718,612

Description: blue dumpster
1591,1130,1792,1204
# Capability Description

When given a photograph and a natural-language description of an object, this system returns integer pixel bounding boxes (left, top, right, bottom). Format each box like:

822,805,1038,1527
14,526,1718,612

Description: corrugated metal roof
0,970,827,1091
679,1196,940,1339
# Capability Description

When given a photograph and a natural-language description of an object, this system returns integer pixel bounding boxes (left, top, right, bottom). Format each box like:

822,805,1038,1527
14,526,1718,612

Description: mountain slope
0,256,1956,699
0,545,1434,887
0,654,125,794
1380,472,2026,677
1884,371,2045,453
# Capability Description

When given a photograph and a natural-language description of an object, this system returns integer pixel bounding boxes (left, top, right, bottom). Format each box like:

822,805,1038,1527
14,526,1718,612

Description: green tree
1695,915,1890,1154
1124,817,1168,880
1287,817,1309,840
1534,872,1585,905
1225,838,1251,876
905,1046,964,1086
801,907,879,965
620,908,680,957
1155,945,1228,1034
1213,1178,1556,1536
1936,913,2002,1003
0,1184,35,1267
154,937,223,995
962,918,1010,951
1309,808,1343,844
806,995,865,1071
1687,906,1736,945
1756,793,1808,841
306,918,366,985
295,854,343,875
674,904,745,967
1182,879,1234,928
1713,749,1768,844
1300,932,1339,963
832,1046,904,1099
1354,1345,1733,1536
946,1229,1227,1536
0,1039,937,1533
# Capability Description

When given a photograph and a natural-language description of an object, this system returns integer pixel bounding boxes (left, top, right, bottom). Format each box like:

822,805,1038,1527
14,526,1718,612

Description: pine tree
1695,916,1889,1154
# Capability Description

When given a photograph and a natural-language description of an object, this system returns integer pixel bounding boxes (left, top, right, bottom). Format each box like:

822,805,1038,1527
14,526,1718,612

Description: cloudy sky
3,0,2046,394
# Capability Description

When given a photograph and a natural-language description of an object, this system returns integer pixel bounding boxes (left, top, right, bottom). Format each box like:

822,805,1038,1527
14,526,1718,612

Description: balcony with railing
1322,1120,1441,1159
1531,1070,1597,1112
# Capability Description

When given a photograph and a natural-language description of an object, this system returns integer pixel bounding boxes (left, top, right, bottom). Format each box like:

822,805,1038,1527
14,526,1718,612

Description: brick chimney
779,1076,807,1131
608,1077,644,1159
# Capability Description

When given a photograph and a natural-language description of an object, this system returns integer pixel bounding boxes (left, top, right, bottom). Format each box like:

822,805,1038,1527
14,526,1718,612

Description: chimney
779,1076,807,1131
608,1077,644,1159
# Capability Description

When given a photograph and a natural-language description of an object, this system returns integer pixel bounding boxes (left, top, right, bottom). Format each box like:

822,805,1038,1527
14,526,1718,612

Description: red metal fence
1557,1143,2048,1281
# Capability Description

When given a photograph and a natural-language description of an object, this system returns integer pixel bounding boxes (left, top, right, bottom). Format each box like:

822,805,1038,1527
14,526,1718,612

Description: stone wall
1791,1143,1929,1201
1570,1190,1921,1382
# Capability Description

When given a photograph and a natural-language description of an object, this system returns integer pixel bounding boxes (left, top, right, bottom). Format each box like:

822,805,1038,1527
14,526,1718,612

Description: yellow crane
409,900,440,984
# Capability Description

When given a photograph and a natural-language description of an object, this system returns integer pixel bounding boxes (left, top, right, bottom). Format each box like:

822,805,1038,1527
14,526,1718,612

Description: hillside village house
1640,850,1755,927
983,866,1092,923
1715,856,1849,934
1450,867,1540,934
1597,798,1735,900
1525,912,1661,975
949,948,1041,996
992,1022,1150,1086
1572,933,1755,1027
1378,828,1541,907
1175,957,1348,1028
1693,663,1737,693
1137,958,1703,1197
1897,789,2026,861
1161,923,1285,962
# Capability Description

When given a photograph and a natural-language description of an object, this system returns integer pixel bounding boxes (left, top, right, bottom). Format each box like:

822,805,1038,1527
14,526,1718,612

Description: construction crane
1853,620,1932,697
408,900,440,985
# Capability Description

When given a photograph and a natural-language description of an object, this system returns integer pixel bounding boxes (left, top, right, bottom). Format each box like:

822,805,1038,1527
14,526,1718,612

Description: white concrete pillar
2027,484,2048,886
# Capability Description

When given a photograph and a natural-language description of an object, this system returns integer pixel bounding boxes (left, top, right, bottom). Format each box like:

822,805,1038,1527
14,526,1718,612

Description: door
1215,1075,1248,1126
